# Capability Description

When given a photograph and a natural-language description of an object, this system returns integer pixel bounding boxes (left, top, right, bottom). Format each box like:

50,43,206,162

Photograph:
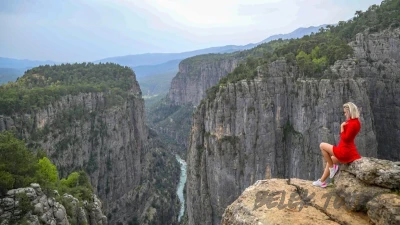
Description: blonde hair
343,102,360,119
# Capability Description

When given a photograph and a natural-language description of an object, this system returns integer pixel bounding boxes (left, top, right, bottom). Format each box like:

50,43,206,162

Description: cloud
238,5,279,16
0,0,384,61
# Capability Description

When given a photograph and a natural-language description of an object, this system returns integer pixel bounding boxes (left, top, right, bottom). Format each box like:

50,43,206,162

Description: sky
0,0,383,62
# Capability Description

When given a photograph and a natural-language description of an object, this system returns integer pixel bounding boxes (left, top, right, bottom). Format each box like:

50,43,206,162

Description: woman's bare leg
321,155,340,182
321,163,330,182
320,142,334,167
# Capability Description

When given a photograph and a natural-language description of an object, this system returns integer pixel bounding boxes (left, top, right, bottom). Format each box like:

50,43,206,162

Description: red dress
333,118,361,163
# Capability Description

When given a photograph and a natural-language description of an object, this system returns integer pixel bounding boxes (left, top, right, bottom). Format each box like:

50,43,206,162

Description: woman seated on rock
313,102,362,188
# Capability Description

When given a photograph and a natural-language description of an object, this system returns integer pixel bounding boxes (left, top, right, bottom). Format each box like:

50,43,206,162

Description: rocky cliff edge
0,183,107,225
221,157,400,225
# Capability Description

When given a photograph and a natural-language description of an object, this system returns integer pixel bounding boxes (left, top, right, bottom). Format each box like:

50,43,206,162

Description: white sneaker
329,164,339,179
312,179,327,188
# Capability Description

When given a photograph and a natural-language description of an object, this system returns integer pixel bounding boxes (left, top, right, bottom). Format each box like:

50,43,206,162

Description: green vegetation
0,130,94,200
282,120,302,142
35,157,58,191
138,69,178,98
59,171,93,201
0,62,136,115
204,0,400,102
144,94,165,110
0,131,37,195
219,135,241,146
146,97,193,158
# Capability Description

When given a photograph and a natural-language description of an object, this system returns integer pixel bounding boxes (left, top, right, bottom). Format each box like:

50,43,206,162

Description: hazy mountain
0,25,327,86
259,24,328,44
0,68,26,84
0,57,59,84
0,57,57,69
96,25,328,68
132,59,181,79
134,60,179,97
94,45,244,67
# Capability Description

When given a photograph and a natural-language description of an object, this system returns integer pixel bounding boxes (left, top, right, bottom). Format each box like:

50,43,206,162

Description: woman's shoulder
350,118,361,127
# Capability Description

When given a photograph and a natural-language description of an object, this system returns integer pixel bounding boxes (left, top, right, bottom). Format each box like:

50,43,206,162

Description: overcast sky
0,0,383,62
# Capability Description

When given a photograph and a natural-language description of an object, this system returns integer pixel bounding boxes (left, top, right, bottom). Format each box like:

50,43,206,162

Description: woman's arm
340,121,360,142
340,122,347,133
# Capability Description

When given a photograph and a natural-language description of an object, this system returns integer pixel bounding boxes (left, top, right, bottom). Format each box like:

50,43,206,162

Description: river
175,154,187,222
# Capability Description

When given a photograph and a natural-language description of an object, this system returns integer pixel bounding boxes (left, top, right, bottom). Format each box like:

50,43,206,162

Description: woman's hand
340,122,347,133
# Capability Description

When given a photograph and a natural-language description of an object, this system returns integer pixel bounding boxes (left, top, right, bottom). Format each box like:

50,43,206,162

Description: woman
313,102,362,188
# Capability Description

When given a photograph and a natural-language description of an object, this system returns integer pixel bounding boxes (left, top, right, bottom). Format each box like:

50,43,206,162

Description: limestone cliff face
349,28,400,160
0,79,180,224
186,28,400,225
168,56,241,106
187,68,378,225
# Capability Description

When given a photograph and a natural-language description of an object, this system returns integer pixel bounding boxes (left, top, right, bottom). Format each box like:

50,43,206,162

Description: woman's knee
320,142,333,152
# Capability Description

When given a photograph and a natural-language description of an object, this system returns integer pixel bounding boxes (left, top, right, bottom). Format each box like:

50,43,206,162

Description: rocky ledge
0,183,107,225
221,157,400,225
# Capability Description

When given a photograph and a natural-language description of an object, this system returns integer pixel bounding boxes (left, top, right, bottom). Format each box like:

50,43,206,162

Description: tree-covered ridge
181,39,289,65
175,39,289,79
0,63,137,115
204,0,400,102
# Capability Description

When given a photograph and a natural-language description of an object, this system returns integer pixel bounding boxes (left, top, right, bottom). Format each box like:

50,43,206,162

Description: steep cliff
168,54,241,106
167,40,288,107
186,63,378,225
349,28,400,160
186,26,400,225
221,157,400,225
0,63,180,225
149,42,286,158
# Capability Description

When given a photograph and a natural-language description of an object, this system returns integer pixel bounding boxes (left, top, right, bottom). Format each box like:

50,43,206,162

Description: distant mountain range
258,25,328,44
96,25,328,68
0,24,328,87
132,59,181,79
0,57,57,69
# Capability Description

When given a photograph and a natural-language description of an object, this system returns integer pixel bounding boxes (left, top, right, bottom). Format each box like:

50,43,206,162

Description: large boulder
343,157,400,189
221,179,369,225
367,193,400,225
221,157,400,225
334,170,391,211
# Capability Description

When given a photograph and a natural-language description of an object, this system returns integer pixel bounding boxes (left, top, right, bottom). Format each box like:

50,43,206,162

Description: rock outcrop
221,179,370,225
335,157,400,213
0,183,107,225
0,72,180,224
168,55,241,106
186,28,400,225
221,157,400,225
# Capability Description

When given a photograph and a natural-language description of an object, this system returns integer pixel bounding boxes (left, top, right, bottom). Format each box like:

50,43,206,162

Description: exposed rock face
186,68,378,224
221,157,400,225
221,179,370,225
335,157,400,212
0,183,107,225
334,170,391,211
349,28,400,161
168,56,240,106
342,157,400,189
186,28,400,225
150,55,241,161
0,79,180,224
367,193,400,225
